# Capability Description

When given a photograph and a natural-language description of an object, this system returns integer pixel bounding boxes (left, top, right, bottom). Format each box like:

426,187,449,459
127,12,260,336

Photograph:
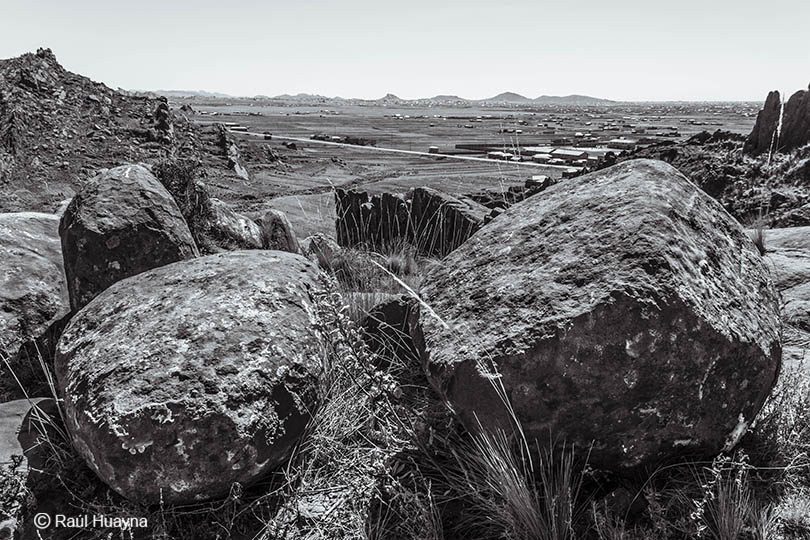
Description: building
532,154,552,163
607,138,638,151
522,146,555,156
550,149,588,162
428,146,439,154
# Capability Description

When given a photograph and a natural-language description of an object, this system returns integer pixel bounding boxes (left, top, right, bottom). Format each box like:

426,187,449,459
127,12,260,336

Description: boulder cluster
1,163,323,511
0,157,793,528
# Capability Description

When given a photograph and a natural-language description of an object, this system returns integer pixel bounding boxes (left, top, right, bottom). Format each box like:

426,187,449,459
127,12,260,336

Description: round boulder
59,164,200,311
419,159,782,471
54,250,323,503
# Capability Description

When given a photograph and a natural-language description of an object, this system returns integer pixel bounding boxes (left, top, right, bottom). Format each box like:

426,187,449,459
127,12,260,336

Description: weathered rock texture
54,250,323,503
334,187,488,257
0,213,69,400
256,209,301,253
419,159,782,472
59,164,199,311
759,226,810,368
207,198,264,250
743,91,781,156
0,212,68,356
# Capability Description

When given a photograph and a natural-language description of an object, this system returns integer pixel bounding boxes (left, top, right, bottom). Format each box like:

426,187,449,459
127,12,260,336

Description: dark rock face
59,164,199,311
419,159,782,472
744,91,781,156
361,296,420,368
256,209,301,253
54,250,323,504
0,213,69,400
779,85,810,153
410,187,488,257
335,188,411,249
207,198,263,250
334,187,488,257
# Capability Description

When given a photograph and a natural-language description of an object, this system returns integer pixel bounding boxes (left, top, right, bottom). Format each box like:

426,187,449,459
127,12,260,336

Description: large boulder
0,213,69,400
743,90,781,156
419,159,782,472
54,250,322,503
207,198,264,250
256,209,301,253
59,164,199,311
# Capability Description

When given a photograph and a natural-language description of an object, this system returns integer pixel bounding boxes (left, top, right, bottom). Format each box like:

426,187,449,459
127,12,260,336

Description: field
185,99,760,238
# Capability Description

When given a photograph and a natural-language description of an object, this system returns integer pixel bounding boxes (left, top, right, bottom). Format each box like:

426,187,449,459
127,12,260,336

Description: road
232,130,580,172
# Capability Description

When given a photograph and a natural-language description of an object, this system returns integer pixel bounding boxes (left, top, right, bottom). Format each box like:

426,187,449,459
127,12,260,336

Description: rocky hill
0,48,203,212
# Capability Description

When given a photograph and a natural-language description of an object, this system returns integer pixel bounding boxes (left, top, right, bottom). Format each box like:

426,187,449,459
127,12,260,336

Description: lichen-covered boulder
59,164,199,311
0,213,69,400
419,159,782,472
54,250,323,503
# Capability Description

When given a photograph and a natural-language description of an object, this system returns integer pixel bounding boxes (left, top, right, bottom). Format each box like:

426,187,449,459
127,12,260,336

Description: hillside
0,48,203,212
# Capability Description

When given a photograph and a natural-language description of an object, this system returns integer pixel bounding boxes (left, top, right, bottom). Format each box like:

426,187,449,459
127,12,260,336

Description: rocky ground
1,49,810,540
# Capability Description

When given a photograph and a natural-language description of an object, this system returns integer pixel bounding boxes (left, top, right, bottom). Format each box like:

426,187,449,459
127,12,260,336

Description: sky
2,0,809,101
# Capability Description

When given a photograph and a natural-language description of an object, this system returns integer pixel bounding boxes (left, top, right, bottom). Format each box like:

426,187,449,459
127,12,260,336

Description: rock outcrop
207,198,264,250
59,164,199,311
418,159,782,472
215,124,249,180
779,85,810,153
410,187,488,257
334,186,488,257
335,189,411,249
0,48,201,213
745,85,810,156
0,212,69,400
54,250,323,503
743,91,781,156
256,209,301,253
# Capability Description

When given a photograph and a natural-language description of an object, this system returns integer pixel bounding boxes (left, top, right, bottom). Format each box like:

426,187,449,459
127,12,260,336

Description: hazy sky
2,0,808,101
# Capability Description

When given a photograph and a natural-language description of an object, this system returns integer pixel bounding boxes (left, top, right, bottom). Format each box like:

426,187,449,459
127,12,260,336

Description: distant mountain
483,92,532,103
534,94,616,105
154,89,235,98
430,94,466,101
377,93,402,102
